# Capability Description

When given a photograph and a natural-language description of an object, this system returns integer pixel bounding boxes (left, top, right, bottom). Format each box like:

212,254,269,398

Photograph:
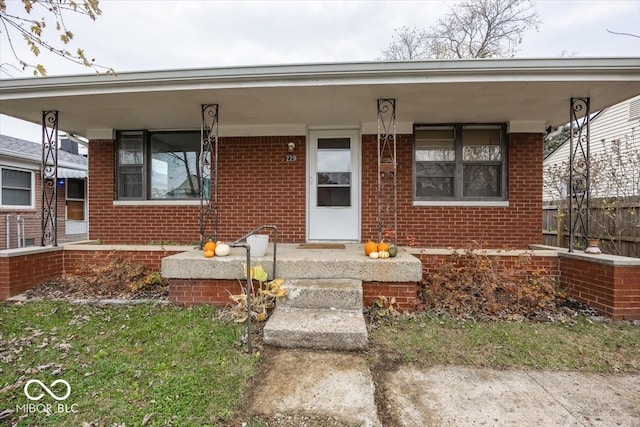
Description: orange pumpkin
204,249,215,258
377,241,389,252
203,240,216,253
364,241,378,256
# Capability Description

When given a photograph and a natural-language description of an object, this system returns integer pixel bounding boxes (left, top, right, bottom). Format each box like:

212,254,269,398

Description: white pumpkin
378,250,390,259
215,243,231,257
369,251,379,259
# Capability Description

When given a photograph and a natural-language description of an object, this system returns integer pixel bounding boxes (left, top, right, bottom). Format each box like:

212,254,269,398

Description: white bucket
247,234,269,257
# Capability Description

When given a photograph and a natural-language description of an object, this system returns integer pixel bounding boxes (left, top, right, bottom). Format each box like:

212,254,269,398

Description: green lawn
369,314,640,372
1,302,257,426
3,301,639,426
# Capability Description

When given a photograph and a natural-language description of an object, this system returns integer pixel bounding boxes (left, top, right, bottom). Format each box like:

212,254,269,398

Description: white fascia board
361,122,413,135
219,124,307,137
508,121,547,133
86,129,114,140
2,58,639,99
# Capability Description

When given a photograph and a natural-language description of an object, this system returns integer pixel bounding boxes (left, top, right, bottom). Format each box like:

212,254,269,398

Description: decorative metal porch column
568,97,591,252
199,104,219,248
41,110,59,246
377,99,398,245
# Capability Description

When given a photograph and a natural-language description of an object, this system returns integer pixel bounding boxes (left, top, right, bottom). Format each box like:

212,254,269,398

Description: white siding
544,95,640,200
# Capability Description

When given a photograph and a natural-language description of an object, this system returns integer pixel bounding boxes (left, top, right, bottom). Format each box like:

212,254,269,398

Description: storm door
307,129,360,241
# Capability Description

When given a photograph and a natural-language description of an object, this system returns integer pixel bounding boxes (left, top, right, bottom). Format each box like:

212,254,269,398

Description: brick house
1,58,640,318
0,135,88,250
2,58,638,246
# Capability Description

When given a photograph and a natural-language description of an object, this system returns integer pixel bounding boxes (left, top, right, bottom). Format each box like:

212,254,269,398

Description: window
66,178,86,220
414,124,507,202
1,168,34,208
116,131,207,200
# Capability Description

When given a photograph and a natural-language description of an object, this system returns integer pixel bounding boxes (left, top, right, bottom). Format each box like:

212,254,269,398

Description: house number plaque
285,155,297,162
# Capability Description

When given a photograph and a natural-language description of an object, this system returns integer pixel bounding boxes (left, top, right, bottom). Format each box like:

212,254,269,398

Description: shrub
420,245,560,320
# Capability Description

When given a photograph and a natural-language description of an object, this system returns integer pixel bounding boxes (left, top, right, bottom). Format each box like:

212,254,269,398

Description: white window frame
0,167,35,209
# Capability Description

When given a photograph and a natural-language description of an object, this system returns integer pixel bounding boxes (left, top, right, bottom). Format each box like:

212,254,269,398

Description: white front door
307,129,360,241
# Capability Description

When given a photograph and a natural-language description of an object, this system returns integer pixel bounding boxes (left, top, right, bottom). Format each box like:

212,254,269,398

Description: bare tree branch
380,0,540,60
607,29,640,39
0,0,114,76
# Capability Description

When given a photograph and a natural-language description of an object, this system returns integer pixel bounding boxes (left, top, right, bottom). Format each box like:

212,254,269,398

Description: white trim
2,58,639,98
86,129,114,140
362,121,413,135
413,201,509,207
219,124,307,137
508,120,547,134
113,200,201,206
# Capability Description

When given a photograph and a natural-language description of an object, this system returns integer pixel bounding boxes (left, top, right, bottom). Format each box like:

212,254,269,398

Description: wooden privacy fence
543,201,640,258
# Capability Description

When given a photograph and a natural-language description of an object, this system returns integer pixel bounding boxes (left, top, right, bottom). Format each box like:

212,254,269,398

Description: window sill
413,200,509,207
113,200,201,206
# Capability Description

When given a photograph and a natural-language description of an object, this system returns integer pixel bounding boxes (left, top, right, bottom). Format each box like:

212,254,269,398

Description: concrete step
263,307,368,351
280,279,363,311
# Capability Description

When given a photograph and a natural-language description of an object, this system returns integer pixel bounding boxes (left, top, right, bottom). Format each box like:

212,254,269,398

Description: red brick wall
216,136,306,242
169,279,244,306
362,281,418,310
361,133,543,248
416,252,559,278
88,133,542,248
88,137,306,244
0,249,63,299
0,247,181,300
63,249,183,273
559,255,640,320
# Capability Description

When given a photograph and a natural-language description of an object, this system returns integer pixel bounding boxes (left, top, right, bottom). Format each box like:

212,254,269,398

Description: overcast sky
1,0,639,141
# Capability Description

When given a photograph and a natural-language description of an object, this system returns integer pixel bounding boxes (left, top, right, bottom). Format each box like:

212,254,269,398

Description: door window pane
316,137,351,207
317,150,350,172
67,178,85,199
318,138,350,149
318,187,351,207
67,200,85,220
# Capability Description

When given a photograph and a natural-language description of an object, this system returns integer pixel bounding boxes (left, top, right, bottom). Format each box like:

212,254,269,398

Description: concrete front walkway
244,348,640,426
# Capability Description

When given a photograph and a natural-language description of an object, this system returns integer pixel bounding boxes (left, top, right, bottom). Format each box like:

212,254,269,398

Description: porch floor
161,243,422,283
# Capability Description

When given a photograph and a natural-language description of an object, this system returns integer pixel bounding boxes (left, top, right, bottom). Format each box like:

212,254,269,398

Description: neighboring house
0,134,88,249
1,58,639,248
544,94,640,201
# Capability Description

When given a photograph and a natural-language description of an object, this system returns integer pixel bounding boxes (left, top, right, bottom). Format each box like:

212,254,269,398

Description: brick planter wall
0,248,63,299
559,253,640,320
414,251,560,279
168,279,245,306
362,281,418,310
0,245,188,300
63,248,183,273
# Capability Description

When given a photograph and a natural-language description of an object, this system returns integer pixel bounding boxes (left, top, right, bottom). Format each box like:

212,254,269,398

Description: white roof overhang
1,58,639,137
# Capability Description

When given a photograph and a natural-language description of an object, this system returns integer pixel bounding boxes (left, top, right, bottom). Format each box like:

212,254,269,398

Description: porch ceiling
1,58,639,137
